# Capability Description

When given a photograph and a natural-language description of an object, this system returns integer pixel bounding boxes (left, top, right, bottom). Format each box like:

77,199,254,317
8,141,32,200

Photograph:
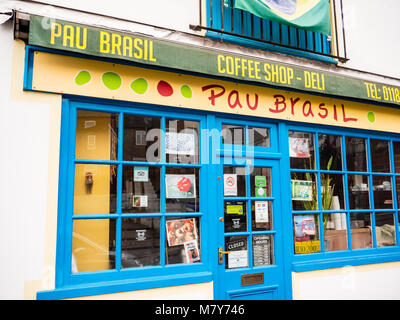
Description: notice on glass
165,174,196,198
184,240,200,263
134,166,149,182
165,132,195,155
132,195,148,207
223,174,237,196
289,137,310,158
291,180,313,201
228,250,248,269
166,218,198,246
253,235,271,266
255,201,269,223
293,215,316,237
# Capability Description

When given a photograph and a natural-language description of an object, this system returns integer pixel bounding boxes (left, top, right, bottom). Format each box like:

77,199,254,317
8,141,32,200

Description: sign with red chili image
165,174,196,198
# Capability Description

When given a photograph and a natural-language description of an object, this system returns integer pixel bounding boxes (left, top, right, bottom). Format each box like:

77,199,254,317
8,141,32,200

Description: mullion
314,132,325,252
115,111,124,271
342,134,352,250
160,116,166,266
389,140,400,246
366,137,377,248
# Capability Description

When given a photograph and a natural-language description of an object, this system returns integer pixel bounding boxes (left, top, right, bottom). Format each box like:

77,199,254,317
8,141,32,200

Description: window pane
72,219,116,273
75,110,118,161
250,167,271,198
323,213,348,252
372,175,393,209
251,201,273,231
165,168,200,212
289,131,315,169
293,214,320,254
370,139,390,172
122,166,160,213
222,124,245,145
253,235,274,266
225,236,248,269
249,127,270,147
396,176,400,207
291,172,318,211
345,137,367,172
318,134,342,171
224,200,247,233
348,174,370,209
223,166,246,197
74,164,117,215
166,217,200,265
123,114,160,162
393,141,400,173
350,213,372,249
321,174,345,210
121,218,160,268
166,119,199,164
375,212,396,247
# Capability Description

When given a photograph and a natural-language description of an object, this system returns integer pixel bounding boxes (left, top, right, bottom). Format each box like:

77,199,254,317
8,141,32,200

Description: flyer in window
166,218,198,246
165,132,196,155
291,180,313,201
184,240,200,263
223,174,238,196
165,174,196,198
289,137,310,158
293,215,316,237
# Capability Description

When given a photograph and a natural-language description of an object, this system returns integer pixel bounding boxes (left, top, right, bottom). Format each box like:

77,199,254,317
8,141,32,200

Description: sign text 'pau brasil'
29,15,400,106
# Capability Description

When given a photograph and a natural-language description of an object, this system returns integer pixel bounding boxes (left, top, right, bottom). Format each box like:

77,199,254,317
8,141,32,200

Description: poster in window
225,237,248,269
291,180,313,201
289,137,310,158
223,174,238,196
293,215,316,238
165,174,196,198
253,235,271,266
165,132,195,155
166,218,198,246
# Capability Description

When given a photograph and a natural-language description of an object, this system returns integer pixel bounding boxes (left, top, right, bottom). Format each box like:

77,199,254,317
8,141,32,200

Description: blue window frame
288,124,400,271
38,99,213,299
205,0,338,64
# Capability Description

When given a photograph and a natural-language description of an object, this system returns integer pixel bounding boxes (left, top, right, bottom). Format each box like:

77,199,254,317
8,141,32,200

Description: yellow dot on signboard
130,78,148,95
180,85,192,99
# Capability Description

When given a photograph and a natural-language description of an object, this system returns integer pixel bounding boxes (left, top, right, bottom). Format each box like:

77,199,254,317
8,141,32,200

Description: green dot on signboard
74,71,91,86
102,72,122,90
180,85,192,99
367,111,375,123
130,78,148,94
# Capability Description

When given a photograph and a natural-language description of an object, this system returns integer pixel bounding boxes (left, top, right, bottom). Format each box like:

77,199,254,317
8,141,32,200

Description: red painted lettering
333,104,338,121
202,84,225,106
270,95,286,113
246,93,258,110
290,97,300,115
341,104,357,122
302,101,314,117
318,103,328,118
228,90,243,109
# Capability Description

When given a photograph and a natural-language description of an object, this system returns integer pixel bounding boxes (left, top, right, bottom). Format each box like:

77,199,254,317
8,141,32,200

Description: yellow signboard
31,51,400,134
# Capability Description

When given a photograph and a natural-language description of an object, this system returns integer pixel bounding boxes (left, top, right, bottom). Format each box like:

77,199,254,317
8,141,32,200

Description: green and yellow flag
224,0,331,36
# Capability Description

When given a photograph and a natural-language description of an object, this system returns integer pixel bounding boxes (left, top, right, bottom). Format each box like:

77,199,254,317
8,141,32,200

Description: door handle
218,247,231,264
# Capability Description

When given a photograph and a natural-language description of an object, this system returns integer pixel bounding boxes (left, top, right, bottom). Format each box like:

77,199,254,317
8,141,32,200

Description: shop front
23,15,400,300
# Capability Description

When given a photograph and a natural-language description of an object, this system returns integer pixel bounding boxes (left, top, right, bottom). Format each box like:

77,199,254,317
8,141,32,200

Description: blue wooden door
213,118,289,300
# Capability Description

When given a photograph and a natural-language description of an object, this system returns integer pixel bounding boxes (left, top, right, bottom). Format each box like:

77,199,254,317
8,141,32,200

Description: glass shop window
71,110,202,274
290,130,400,256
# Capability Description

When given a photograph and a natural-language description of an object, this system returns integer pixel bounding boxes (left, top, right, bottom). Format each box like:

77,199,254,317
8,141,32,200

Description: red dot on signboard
157,80,173,97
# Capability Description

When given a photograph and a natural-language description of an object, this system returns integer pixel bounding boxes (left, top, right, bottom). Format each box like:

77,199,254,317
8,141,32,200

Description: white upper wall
28,0,200,33
340,0,400,79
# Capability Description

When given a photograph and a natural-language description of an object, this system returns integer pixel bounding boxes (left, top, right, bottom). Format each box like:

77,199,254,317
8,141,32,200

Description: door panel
214,119,287,300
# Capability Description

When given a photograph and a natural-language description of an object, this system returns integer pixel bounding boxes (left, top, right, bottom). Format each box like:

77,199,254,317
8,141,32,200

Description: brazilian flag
224,0,331,36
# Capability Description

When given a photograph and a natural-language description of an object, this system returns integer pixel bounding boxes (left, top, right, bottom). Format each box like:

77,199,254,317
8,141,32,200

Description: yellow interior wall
72,113,112,272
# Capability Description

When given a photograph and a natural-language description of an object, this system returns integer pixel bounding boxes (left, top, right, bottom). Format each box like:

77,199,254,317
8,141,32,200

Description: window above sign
191,0,348,64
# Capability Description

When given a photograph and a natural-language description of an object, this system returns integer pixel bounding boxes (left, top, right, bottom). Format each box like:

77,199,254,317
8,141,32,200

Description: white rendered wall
0,21,59,299
340,0,400,79
293,262,400,300
29,0,200,33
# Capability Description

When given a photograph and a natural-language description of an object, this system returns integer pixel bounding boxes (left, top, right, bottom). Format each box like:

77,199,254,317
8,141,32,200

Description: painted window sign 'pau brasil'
29,15,400,106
